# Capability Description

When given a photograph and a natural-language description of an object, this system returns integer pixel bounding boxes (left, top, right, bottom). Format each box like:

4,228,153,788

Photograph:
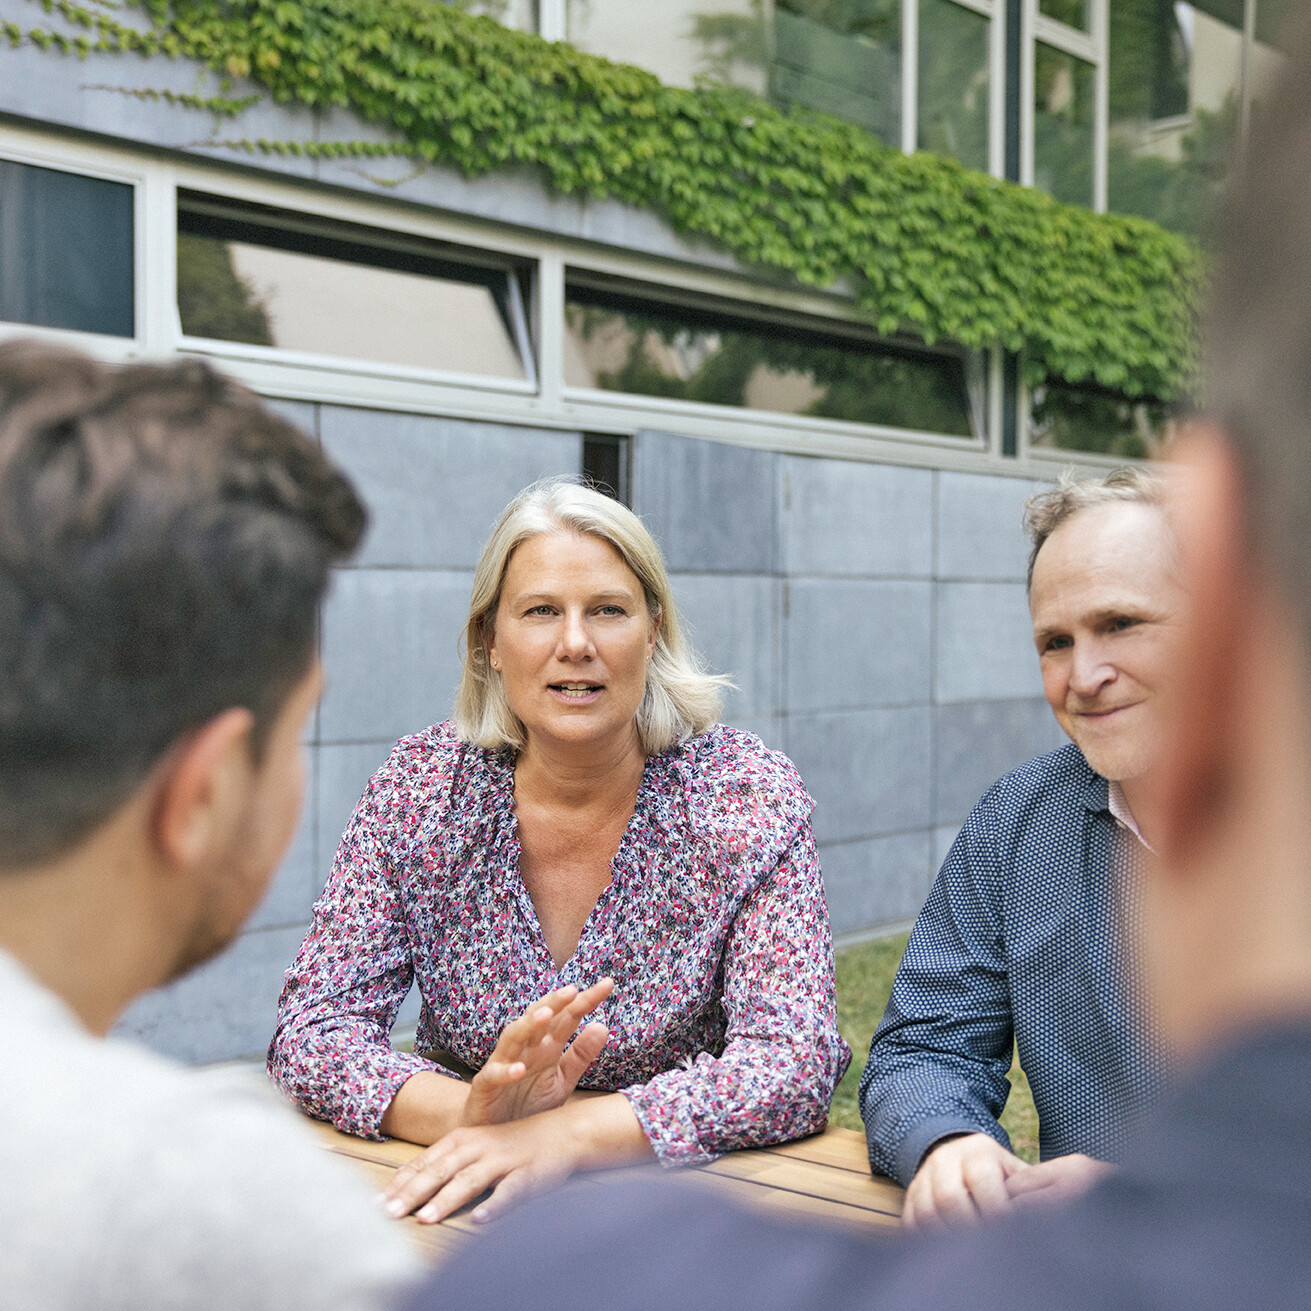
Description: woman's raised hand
459,978,614,1128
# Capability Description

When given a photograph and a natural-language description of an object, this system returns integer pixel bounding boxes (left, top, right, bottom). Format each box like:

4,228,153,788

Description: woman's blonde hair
453,477,729,753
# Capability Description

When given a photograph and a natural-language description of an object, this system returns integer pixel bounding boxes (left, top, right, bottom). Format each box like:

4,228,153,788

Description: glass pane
0,161,134,337
917,0,989,171
1039,0,1090,31
565,0,769,93
1033,43,1095,207
1106,1,1243,239
1028,382,1174,458
438,0,537,29
772,0,901,145
565,283,974,437
177,227,526,379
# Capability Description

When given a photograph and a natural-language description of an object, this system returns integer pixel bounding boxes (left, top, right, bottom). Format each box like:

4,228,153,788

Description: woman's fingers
558,1021,609,1089
383,1136,491,1221
470,1166,538,1223
414,1159,502,1224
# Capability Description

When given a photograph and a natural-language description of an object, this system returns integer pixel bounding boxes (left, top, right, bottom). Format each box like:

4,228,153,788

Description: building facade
0,0,1289,1060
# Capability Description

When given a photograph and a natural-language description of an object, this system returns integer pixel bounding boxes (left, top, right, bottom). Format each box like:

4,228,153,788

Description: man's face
1030,501,1184,784
170,661,323,980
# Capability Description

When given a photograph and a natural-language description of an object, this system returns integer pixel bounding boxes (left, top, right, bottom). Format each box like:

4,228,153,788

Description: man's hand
459,979,613,1128
1004,1153,1112,1208
902,1133,1030,1228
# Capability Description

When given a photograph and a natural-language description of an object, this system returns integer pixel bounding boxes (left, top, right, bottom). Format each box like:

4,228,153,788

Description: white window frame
0,130,170,357
4,122,1124,475
173,190,540,395
1023,0,1108,211
903,0,1004,179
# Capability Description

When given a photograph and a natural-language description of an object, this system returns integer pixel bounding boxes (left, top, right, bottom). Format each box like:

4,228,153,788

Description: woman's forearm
379,1071,473,1145
553,1092,654,1169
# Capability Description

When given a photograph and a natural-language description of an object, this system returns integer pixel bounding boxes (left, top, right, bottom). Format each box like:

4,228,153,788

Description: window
1033,39,1096,206
1104,1,1284,240
918,0,992,171
582,434,631,504
565,0,768,95
438,0,539,30
0,160,134,337
772,0,901,145
1027,379,1174,458
176,194,534,382
565,275,978,438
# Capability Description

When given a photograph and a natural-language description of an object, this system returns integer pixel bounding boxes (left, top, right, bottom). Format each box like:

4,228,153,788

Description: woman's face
489,530,658,757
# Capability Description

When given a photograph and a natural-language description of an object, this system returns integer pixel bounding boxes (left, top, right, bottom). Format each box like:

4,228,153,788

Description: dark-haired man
410,9,1311,1306
860,466,1178,1225
0,341,419,1309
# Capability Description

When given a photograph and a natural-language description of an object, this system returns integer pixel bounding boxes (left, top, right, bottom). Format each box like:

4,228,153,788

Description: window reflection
565,0,769,93
0,160,134,337
176,205,529,380
438,0,538,30
1033,42,1095,206
1105,1,1276,240
1029,381,1176,459
565,281,976,438
1039,0,1089,32
918,0,989,171
771,0,901,144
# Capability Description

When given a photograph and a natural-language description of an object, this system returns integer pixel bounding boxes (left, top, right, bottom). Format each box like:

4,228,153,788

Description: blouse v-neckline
496,750,660,977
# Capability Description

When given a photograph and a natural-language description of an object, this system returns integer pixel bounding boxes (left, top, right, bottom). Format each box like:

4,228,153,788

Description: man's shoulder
972,741,1103,826
0,986,417,1309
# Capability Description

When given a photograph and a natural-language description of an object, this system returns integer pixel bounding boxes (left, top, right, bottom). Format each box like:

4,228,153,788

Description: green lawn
830,933,1039,1164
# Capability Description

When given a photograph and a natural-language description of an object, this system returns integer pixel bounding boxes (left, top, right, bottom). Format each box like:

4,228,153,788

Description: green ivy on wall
5,0,1202,401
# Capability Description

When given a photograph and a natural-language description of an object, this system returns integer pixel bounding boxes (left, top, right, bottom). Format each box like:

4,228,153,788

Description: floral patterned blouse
268,722,851,1165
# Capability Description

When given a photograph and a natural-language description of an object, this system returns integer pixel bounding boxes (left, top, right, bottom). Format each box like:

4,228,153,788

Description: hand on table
460,979,613,1128
382,1108,581,1226
1004,1153,1112,1208
902,1133,1030,1228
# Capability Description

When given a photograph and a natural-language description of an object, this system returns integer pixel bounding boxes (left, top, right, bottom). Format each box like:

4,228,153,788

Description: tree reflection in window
1029,381,1175,458
565,285,976,438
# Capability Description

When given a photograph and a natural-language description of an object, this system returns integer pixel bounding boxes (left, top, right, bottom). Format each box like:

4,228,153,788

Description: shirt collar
1108,779,1154,852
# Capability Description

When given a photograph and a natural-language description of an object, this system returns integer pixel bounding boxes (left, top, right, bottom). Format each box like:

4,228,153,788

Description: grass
830,933,1039,1164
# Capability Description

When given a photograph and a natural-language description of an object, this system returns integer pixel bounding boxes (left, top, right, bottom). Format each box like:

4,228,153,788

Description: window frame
1022,0,1109,210
4,122,1091,475
0,134,153,354
904,0,1008,179
175,190,539,394
561,265,990,452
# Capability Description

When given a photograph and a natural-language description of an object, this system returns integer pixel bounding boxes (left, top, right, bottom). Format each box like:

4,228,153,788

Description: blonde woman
269,479,850,1222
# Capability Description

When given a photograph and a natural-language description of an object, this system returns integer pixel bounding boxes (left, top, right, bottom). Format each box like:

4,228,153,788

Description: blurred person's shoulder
0,949,419,1311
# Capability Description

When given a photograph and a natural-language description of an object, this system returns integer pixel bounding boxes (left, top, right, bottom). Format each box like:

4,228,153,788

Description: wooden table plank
307,1117,905,1262
702,1153,903,1217
691,1170,901,1231
763,1125,874,1174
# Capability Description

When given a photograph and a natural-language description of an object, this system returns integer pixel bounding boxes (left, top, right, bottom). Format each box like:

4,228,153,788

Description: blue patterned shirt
859,743,1171,1185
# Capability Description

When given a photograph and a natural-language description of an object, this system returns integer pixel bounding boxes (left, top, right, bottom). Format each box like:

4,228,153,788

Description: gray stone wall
632,431,1065,941
115,415,1064,1061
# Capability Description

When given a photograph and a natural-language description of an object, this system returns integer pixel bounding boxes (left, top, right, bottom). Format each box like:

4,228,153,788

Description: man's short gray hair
1024,466,1168,589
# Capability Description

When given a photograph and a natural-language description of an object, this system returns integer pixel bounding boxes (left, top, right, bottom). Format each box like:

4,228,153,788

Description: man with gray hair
859,464,1178,1225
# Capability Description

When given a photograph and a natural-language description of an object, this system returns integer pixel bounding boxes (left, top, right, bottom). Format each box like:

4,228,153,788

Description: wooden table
308,1119,904,1262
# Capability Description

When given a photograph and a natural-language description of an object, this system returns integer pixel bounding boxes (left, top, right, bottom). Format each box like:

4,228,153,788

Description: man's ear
1151,424,1252,865
150,708,256,870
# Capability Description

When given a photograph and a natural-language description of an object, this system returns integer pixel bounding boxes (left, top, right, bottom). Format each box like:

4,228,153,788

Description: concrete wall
114,418,1062,1061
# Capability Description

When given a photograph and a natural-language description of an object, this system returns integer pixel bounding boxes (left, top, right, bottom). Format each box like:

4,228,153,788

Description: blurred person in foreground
861,466,1176,1225
407,14,1311,1307
0,341,419,1310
